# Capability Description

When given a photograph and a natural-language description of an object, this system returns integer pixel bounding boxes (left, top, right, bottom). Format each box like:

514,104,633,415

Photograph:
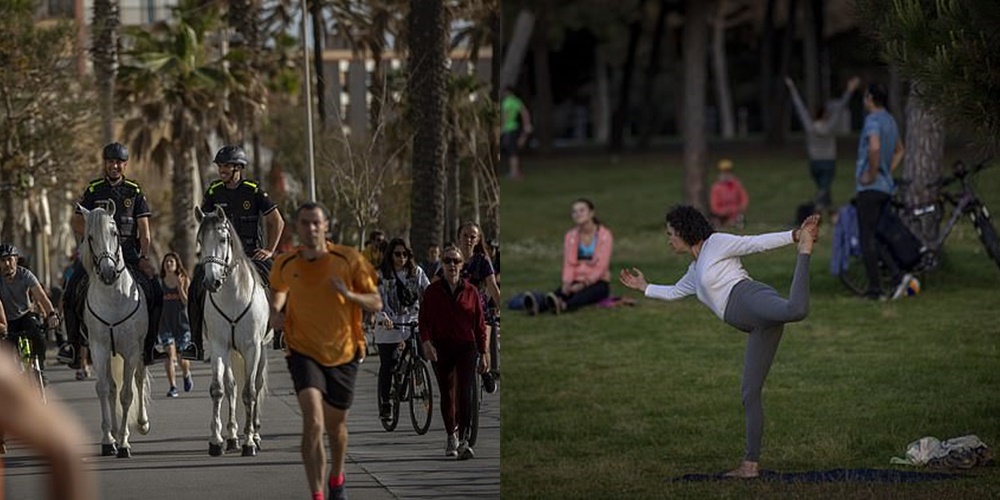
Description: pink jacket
562,226,614,286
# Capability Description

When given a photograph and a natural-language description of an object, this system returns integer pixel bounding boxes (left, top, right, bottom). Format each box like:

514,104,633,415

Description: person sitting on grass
710,159,750,229
619,205,820,478
524,198,613,315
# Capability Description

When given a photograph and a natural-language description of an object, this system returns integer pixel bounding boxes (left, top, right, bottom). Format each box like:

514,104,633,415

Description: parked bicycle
839,160,1000,295
377,322,434,435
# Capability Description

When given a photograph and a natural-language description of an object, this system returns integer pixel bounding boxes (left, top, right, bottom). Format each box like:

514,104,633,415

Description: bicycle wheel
31,358,46,404
378,380,400,432
839,253,869,296
971,204,1000,270
408,360,433,435
464,368,482,447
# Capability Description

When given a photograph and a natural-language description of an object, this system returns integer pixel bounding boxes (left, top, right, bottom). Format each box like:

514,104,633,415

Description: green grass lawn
500,147,1000,499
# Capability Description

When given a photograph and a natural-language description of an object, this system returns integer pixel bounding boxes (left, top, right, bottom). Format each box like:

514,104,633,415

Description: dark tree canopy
857,0,1000,154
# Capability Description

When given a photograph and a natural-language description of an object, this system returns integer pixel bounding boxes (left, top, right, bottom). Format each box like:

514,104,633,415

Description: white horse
79,203,151,458
195,206,270,457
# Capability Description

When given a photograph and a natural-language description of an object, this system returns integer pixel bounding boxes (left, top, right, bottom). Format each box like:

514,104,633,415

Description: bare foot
723,460,759,478
797,214,820,254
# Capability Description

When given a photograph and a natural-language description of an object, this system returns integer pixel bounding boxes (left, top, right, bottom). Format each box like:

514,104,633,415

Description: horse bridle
87,226,126,282
200,225,235,284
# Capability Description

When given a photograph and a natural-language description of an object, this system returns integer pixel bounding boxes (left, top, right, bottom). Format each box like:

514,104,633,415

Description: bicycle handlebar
390,322,419,330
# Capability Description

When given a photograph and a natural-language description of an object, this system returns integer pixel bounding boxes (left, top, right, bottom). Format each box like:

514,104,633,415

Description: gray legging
722,254,811,461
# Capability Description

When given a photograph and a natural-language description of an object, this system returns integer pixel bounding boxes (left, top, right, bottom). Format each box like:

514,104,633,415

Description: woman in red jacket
420,246,489,461
526,198,613,315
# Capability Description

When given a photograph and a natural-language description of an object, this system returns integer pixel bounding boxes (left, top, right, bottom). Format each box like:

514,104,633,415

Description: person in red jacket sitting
710,159,750,229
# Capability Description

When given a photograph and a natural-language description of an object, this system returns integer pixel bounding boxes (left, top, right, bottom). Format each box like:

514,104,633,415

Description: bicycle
463,353,483,448
377,322,434,435
0,325,48,455
482,316,501,393
840,160,1000,295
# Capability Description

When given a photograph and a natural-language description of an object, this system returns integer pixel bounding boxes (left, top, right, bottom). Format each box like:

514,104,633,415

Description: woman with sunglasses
373,238,430,421
420,246,488,460
436,222,501,393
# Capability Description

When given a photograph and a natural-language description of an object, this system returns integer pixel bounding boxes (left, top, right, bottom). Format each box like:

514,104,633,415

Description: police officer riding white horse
185,145,284,361
59,142,163,368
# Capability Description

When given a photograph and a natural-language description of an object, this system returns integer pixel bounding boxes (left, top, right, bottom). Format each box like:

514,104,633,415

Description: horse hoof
1,443,7,455
253,436,262,450
241,444,257,457
138,422,150,435
225,438,240,452
209,443,224,456
101,444,117,457
116,447,131,459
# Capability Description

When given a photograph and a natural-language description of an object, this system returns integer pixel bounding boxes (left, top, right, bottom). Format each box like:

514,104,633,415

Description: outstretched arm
620,264,697,301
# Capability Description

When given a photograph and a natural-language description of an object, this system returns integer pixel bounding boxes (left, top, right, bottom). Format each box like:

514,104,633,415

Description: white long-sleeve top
644,231,795,320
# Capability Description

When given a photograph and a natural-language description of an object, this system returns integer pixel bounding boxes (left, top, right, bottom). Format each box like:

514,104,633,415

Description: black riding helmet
0,244,19,258
214,145,248,167
103,142,129,161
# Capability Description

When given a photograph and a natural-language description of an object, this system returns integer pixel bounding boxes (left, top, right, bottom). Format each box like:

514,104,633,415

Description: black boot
185,265,205,361
141,271,164,366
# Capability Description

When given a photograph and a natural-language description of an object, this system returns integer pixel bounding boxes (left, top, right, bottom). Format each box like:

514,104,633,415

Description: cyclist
187,145,284,361
420,246,489,460
0,244,60,383
373,238,430,421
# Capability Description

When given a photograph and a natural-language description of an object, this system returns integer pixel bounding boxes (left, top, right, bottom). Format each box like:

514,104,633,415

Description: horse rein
203,224,257,349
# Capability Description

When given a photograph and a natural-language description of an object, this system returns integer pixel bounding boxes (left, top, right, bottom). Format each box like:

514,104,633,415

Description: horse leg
253,341,267,450
135,362,150,435
209,353,225,456
116,357,135,458
241,343,261,456
93,351,117,457
224,361,239,452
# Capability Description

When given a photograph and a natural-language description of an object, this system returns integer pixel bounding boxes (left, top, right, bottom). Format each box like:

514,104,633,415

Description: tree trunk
765,0,797,146
889,65,904,130
802,0,820,110
498,10,534,89
594,49,611,145
531,1,554,153
310,0,327,131
610,0,646,152
682,0,712,211
407,0,448,264
171,143,197,269
711,0,735,139
92,0,119,143
446,112,460,242
902,83,945,244
759,0,776,137
639,0,670,149
369,10,389,132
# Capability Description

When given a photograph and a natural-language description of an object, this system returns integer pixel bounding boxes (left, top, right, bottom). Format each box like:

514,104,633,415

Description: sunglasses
442,257,463,265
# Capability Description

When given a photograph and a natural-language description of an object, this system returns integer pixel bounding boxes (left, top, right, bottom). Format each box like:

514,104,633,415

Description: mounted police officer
184,145,284,360
57,142,164,367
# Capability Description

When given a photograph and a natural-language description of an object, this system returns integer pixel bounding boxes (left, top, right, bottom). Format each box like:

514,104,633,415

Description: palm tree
116,0,238,267
407,0,448,264
91,0,120,143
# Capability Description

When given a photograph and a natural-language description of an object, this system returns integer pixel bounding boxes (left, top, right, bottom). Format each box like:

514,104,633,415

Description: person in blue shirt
855,83,906,300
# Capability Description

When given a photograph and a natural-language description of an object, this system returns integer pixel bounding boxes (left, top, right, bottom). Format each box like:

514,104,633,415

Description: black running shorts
286,350,359,410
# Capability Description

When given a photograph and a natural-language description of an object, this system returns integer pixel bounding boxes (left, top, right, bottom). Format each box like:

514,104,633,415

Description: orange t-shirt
270,242,378,367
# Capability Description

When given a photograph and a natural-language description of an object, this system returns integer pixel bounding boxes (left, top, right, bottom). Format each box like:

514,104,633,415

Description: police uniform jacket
202,179,277,254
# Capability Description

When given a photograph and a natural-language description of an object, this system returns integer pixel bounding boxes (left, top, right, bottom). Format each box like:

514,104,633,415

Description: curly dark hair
665,205,715,246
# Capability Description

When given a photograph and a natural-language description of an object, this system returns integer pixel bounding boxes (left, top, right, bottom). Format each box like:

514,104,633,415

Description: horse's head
196,205,234,293
79,202,124,285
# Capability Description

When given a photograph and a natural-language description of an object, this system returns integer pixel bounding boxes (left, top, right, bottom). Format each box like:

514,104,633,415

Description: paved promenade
4,348,499,499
